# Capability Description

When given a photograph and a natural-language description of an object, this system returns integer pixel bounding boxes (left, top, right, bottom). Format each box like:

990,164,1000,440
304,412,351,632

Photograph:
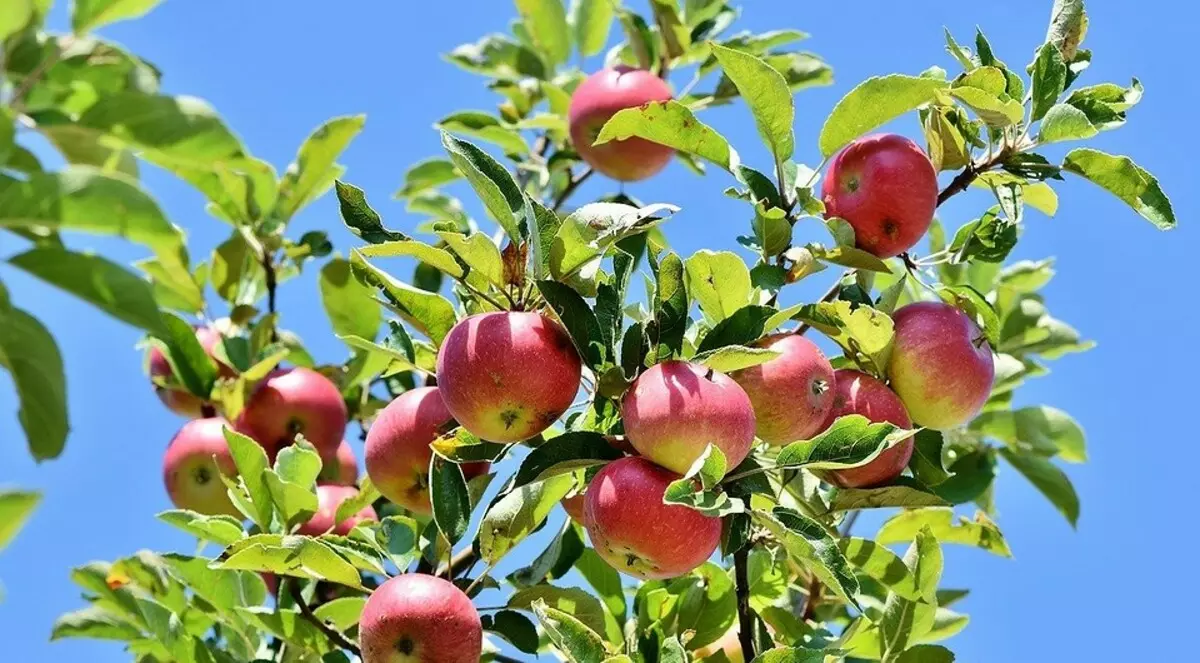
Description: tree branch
287,582,361,656
734,547,757,660
552,168,595,212
438,547,478,580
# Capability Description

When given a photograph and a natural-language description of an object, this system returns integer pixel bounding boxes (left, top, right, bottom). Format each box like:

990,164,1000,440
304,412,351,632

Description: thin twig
260,249,280,342
437,547,478,579
734,547,757,660
552,168,595,211
288,582,361,656
9,37,70,113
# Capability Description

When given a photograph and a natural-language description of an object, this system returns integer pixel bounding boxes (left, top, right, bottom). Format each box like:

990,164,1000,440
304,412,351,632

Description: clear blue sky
2,1,1196,661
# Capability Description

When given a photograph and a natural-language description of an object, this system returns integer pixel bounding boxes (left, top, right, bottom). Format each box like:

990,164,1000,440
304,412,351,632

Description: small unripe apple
149,326,228,418
622,360,756,474
584,457,722,580
436,312,582,443
822,133,938,258
237,367,347,458
568,66,675,181
820,370,914,488
318,440,359,486
365,387,489,515
887,301,995,430
730,333,836,445
360,573,482,663
296,484,377,536
162,418,240,517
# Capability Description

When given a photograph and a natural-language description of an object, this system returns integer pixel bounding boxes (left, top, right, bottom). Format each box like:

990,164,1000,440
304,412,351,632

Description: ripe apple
621,360,756,474
359,573,482,663
820,370,914,488
822,133,938,258
561,492,586,524
568,66,675,181
436,312,582,443
237,367,347,458
296,484,377,536
365,386,490,515
583,456,722,580
318,440,359,486
162,418,240,517
730,333,835,445
149,325,228,417
887,301,996,430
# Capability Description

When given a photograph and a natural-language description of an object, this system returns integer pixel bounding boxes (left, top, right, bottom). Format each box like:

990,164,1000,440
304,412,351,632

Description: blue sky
2,1,1197,661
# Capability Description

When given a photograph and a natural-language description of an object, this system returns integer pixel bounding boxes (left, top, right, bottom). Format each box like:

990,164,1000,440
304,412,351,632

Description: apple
237,367,347,458
149,325,228,418
730,333,836,445
359,573,482,663
568,66,675,181
561,492,586,524
296,484,377,536
318,440,359,486
436,312,582,443
162,418,240,517
822,133,938,258
583,456,722,580
365,386,490,515
621,360,756,475
820,369,914,488
694,626,745,663
887,301,995,430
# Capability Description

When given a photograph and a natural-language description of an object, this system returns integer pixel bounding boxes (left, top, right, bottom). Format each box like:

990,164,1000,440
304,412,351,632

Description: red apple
583,457,722,580
359,573,482,663
296,484,377,536
162,418,240,517
568,66,675,181
237,367,347,458
621,360,755,475
149,325,228,418
436,312,582,443
730,333,836,445
365,387,490,515
822,133,938,258
561,492,586,524
820,370,914,488
318,440,359,486
887,301,995,430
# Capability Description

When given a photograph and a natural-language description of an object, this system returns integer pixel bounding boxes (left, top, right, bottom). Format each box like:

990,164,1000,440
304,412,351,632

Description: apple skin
887,301,995,430
162,418,240,517
318,440,359,486
621,360,756,475
436,312,582,443
296,485,378,536
583,457,722,580
730,333,836,445
359,573,482,663
149,326,228,418
822,133,938,258
561,492,586,524
820,370,914,489
237,367,347,458
568,66,675,181
365,387,490,516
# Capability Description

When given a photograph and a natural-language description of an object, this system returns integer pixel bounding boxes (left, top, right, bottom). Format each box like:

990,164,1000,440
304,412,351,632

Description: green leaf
1062,148,1176,230
394,158,460,198
1,0,33,42
437,232,505,288
336,181,409,243
830,481,950,512
155,311,217,398
819,75,948,157
515,0,571,65
776,414,911,471
972,405,1085,462
312,597,367,632
575,548,627,625
838,537,923,602
214,535,363,589
480,474,574,564
357,240,464,279
513,431,622,486
532,599,608,662
444,34,548,81
664,444,741,516
77,93,245,168
937,284,999,348
375,516,421,571
596,100,740,172
156,510,243,547
50,606,142,642
430,456,471,545
483,609,540,654
508,518,582,587
508,585,610,637
72,0,163,33
685,250,751,325
698,305,776,353
9,248,165,336
1029,43,1067,122
536,279,606,368
0,489,40,550
320,258,382,342
441,131,529,241
694,345,780,373
571,0,614,57
710,43,794,162
1045,0,1088,60
222,427,273,529
876,508,1012,558
999,448,1079,527
1037,103,1098,144
896,645,956,663
880,528,941,658
551,202,676,284
264,472,317,531
653,251,688,360
436,110,529,156
0,307,68,461
787,300,895,372
752,649,829,663
275,115,365,222
753,507,860,605
350,251,457,346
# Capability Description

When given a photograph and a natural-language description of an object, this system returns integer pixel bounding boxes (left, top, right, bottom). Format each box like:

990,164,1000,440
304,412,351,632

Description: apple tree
0,0,1177,662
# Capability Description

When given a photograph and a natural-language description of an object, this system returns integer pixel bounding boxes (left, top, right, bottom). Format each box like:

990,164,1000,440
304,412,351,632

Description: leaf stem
287,581,361,656
734,547,757,660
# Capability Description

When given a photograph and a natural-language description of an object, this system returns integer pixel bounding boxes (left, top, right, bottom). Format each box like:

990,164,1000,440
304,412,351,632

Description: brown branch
733,547,757,660
288,582,361,656
552,168,595,212
437,547,478,580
